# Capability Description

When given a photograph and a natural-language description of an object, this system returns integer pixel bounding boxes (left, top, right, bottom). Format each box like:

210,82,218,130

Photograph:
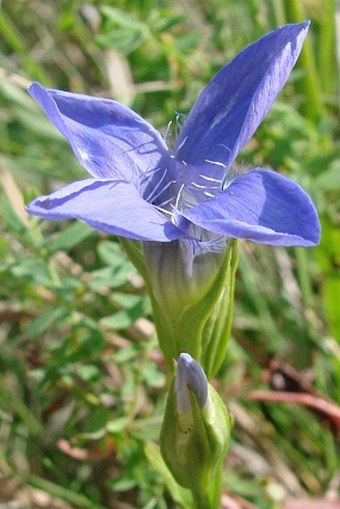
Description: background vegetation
0,1,339,508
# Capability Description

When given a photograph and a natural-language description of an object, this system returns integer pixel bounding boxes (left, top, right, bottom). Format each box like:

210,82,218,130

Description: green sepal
144,442,194,508
118,237,151,287
202,240,239,377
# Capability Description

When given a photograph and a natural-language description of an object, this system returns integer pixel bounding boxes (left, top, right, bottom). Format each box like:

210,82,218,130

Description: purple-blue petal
27,179,184,242
175,22,309,180
180,168,321,247
28,83,175,196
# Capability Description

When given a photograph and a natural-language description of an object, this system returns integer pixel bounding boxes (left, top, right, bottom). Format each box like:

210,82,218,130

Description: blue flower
27,22,320,252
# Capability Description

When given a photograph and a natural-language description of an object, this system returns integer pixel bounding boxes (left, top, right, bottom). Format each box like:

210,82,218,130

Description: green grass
1,1,339,508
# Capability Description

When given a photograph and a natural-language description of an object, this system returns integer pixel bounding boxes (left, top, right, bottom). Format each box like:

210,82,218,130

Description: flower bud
160,353,231,501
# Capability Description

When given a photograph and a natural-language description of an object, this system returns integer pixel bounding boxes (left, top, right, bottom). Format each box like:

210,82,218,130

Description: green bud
160,353,231,505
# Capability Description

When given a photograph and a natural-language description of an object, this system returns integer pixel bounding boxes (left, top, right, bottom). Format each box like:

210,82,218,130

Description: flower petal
180,168,321,247
27,179,184,242
175,22,309,175
176,353,208,413
28,83,175,195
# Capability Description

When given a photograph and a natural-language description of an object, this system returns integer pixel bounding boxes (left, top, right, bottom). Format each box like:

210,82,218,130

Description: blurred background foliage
0,0,339,508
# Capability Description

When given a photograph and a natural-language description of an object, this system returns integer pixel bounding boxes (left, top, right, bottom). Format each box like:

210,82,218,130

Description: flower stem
192,471,222,509
193,492,211,509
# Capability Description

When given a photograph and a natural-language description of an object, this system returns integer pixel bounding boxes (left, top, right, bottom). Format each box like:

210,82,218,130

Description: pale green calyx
160,353,231,506
142,239,226,320
120,237,238,376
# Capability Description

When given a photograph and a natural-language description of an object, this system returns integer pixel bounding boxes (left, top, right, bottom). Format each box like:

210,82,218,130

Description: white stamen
164,120,173,144
199,174,221,183
145,168,168,200
174,183,185,210
205,159,226,168
154,204,173,217
175,136,188,154
146,176,176,206
216,142,232,155
138,165,162,189
191,182,208,189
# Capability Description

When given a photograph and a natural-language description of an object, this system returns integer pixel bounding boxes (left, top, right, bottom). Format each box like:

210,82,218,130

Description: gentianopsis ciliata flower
27,22,320,253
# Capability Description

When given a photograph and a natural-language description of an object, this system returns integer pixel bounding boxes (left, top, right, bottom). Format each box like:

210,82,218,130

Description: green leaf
106,417,130,434
85,406,110,434
0,194,27,236
26,308,66,338
98,240,134,268
323,276,340,340
76,363,101,382
90,266,133,290
101,6,145,31
108,477,137,492
17,471,104,508
48,221,93,253
315,163,340,191
100,309,138,329
95,30,144,53
101,294,147,329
